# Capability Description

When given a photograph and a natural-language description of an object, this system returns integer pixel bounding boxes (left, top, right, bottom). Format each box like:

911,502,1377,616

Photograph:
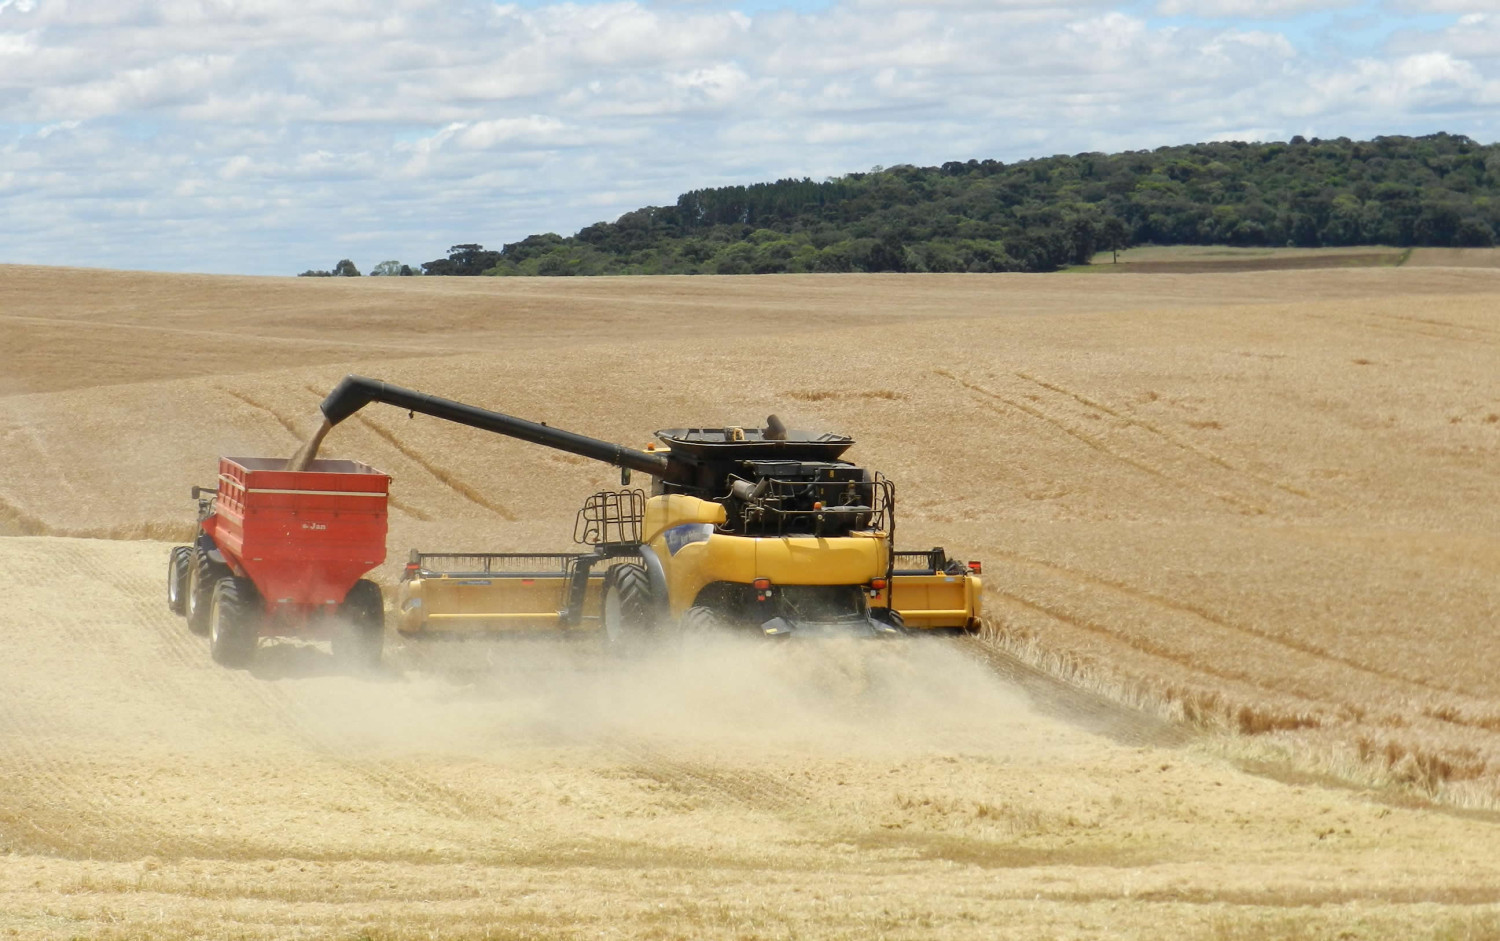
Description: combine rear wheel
678,605,725,639
166,546,191,615
208,576,262,668
333,579,385,669
185,547,227,636
602,563,656,650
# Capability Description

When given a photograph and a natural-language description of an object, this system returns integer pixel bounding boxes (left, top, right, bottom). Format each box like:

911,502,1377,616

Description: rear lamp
752,578,772,590
968,561,982,574
870,578,888,591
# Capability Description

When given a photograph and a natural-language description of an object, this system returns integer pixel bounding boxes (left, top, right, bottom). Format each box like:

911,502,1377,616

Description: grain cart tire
208,576,261,668
166,546,191,615
333,579,385,669
602,563,656,649
186,547,227,636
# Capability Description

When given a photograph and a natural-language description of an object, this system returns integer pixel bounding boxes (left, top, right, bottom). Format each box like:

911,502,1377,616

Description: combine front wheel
208,576,262,668
602,563,656,649
333,579,385,669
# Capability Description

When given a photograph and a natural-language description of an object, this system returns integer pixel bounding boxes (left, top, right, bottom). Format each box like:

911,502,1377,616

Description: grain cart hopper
166,457,389,667
295,376,981,644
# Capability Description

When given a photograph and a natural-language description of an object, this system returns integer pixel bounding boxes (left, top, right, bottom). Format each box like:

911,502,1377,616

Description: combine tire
185,547,227,636
166,546,191,615
602,563,656,649
208,576,261,668
678,605,725,639
333,579,385,669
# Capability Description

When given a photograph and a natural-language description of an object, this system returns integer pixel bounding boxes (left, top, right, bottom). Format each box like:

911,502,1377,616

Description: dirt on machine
168,375,983,667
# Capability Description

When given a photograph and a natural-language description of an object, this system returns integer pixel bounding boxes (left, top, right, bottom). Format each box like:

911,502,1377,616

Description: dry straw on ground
2,258,1500,938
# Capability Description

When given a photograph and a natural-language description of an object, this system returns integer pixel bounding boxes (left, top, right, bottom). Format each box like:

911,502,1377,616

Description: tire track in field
1305,310,1500,346
987,585,1306,698
349,416,517,521
98,546,211,678
615,747,806,813
216,659,519,831
0,311,475,356
0,490,51,536
217,385,431,521
993,549,1473,701
0,543,223,859
299,382,515,521
937,370,1268,515
1364,311,1500,342
219,386,305,439
1014,372,1313,501
0,696,129,857
1358,320,1479,344
948,635,1191,748
0,540,496,861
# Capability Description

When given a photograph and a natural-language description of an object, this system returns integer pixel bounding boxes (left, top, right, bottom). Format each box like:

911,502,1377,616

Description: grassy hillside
413,132,1500,277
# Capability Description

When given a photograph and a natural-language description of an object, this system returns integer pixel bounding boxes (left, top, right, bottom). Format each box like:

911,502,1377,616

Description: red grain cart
166,457,390,668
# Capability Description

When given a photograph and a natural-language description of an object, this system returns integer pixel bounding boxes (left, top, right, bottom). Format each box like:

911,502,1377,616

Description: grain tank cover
655,427,855,463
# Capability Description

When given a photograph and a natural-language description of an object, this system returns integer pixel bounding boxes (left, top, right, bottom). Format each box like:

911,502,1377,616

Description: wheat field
2,260,1499,939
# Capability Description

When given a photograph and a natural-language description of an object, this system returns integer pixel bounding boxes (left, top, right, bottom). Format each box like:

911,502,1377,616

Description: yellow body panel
655,531,888,617
398,493,980,634
642,492,889,615
642,493,727,536
887,573,983,630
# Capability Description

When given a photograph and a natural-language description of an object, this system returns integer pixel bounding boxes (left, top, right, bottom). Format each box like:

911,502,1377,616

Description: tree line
308,133,1500,277
298,259,418,277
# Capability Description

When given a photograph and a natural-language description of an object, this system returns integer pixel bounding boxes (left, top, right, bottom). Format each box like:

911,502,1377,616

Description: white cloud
1390,12,1500,61
1386,0,1499,11
32,119,78,140
0,0,1495,275
1157,0,1356,16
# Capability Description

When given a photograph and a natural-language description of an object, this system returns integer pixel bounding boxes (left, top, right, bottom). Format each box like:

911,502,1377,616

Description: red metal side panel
208,456,389,607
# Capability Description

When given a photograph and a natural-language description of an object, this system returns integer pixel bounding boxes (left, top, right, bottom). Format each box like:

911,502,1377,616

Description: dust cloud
287,634,1051,762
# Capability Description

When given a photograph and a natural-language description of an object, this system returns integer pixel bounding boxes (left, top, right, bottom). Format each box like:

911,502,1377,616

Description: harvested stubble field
1,261,1499,939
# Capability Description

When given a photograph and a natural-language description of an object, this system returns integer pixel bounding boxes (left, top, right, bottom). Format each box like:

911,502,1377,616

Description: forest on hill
406,133,1500,276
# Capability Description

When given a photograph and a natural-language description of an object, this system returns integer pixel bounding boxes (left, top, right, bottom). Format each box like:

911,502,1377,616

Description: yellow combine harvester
310,376,982,643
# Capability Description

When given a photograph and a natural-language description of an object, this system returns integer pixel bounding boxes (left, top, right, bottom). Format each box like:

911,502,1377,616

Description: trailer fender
193,529,226,566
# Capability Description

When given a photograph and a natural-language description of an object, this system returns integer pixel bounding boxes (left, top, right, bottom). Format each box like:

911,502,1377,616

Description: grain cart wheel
602,563,656,650
208,576,262,668
185,547,227,636
333,579,385,669
166,546,191,615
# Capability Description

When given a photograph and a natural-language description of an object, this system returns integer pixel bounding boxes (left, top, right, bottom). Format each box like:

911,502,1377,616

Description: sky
1,0,1497,276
